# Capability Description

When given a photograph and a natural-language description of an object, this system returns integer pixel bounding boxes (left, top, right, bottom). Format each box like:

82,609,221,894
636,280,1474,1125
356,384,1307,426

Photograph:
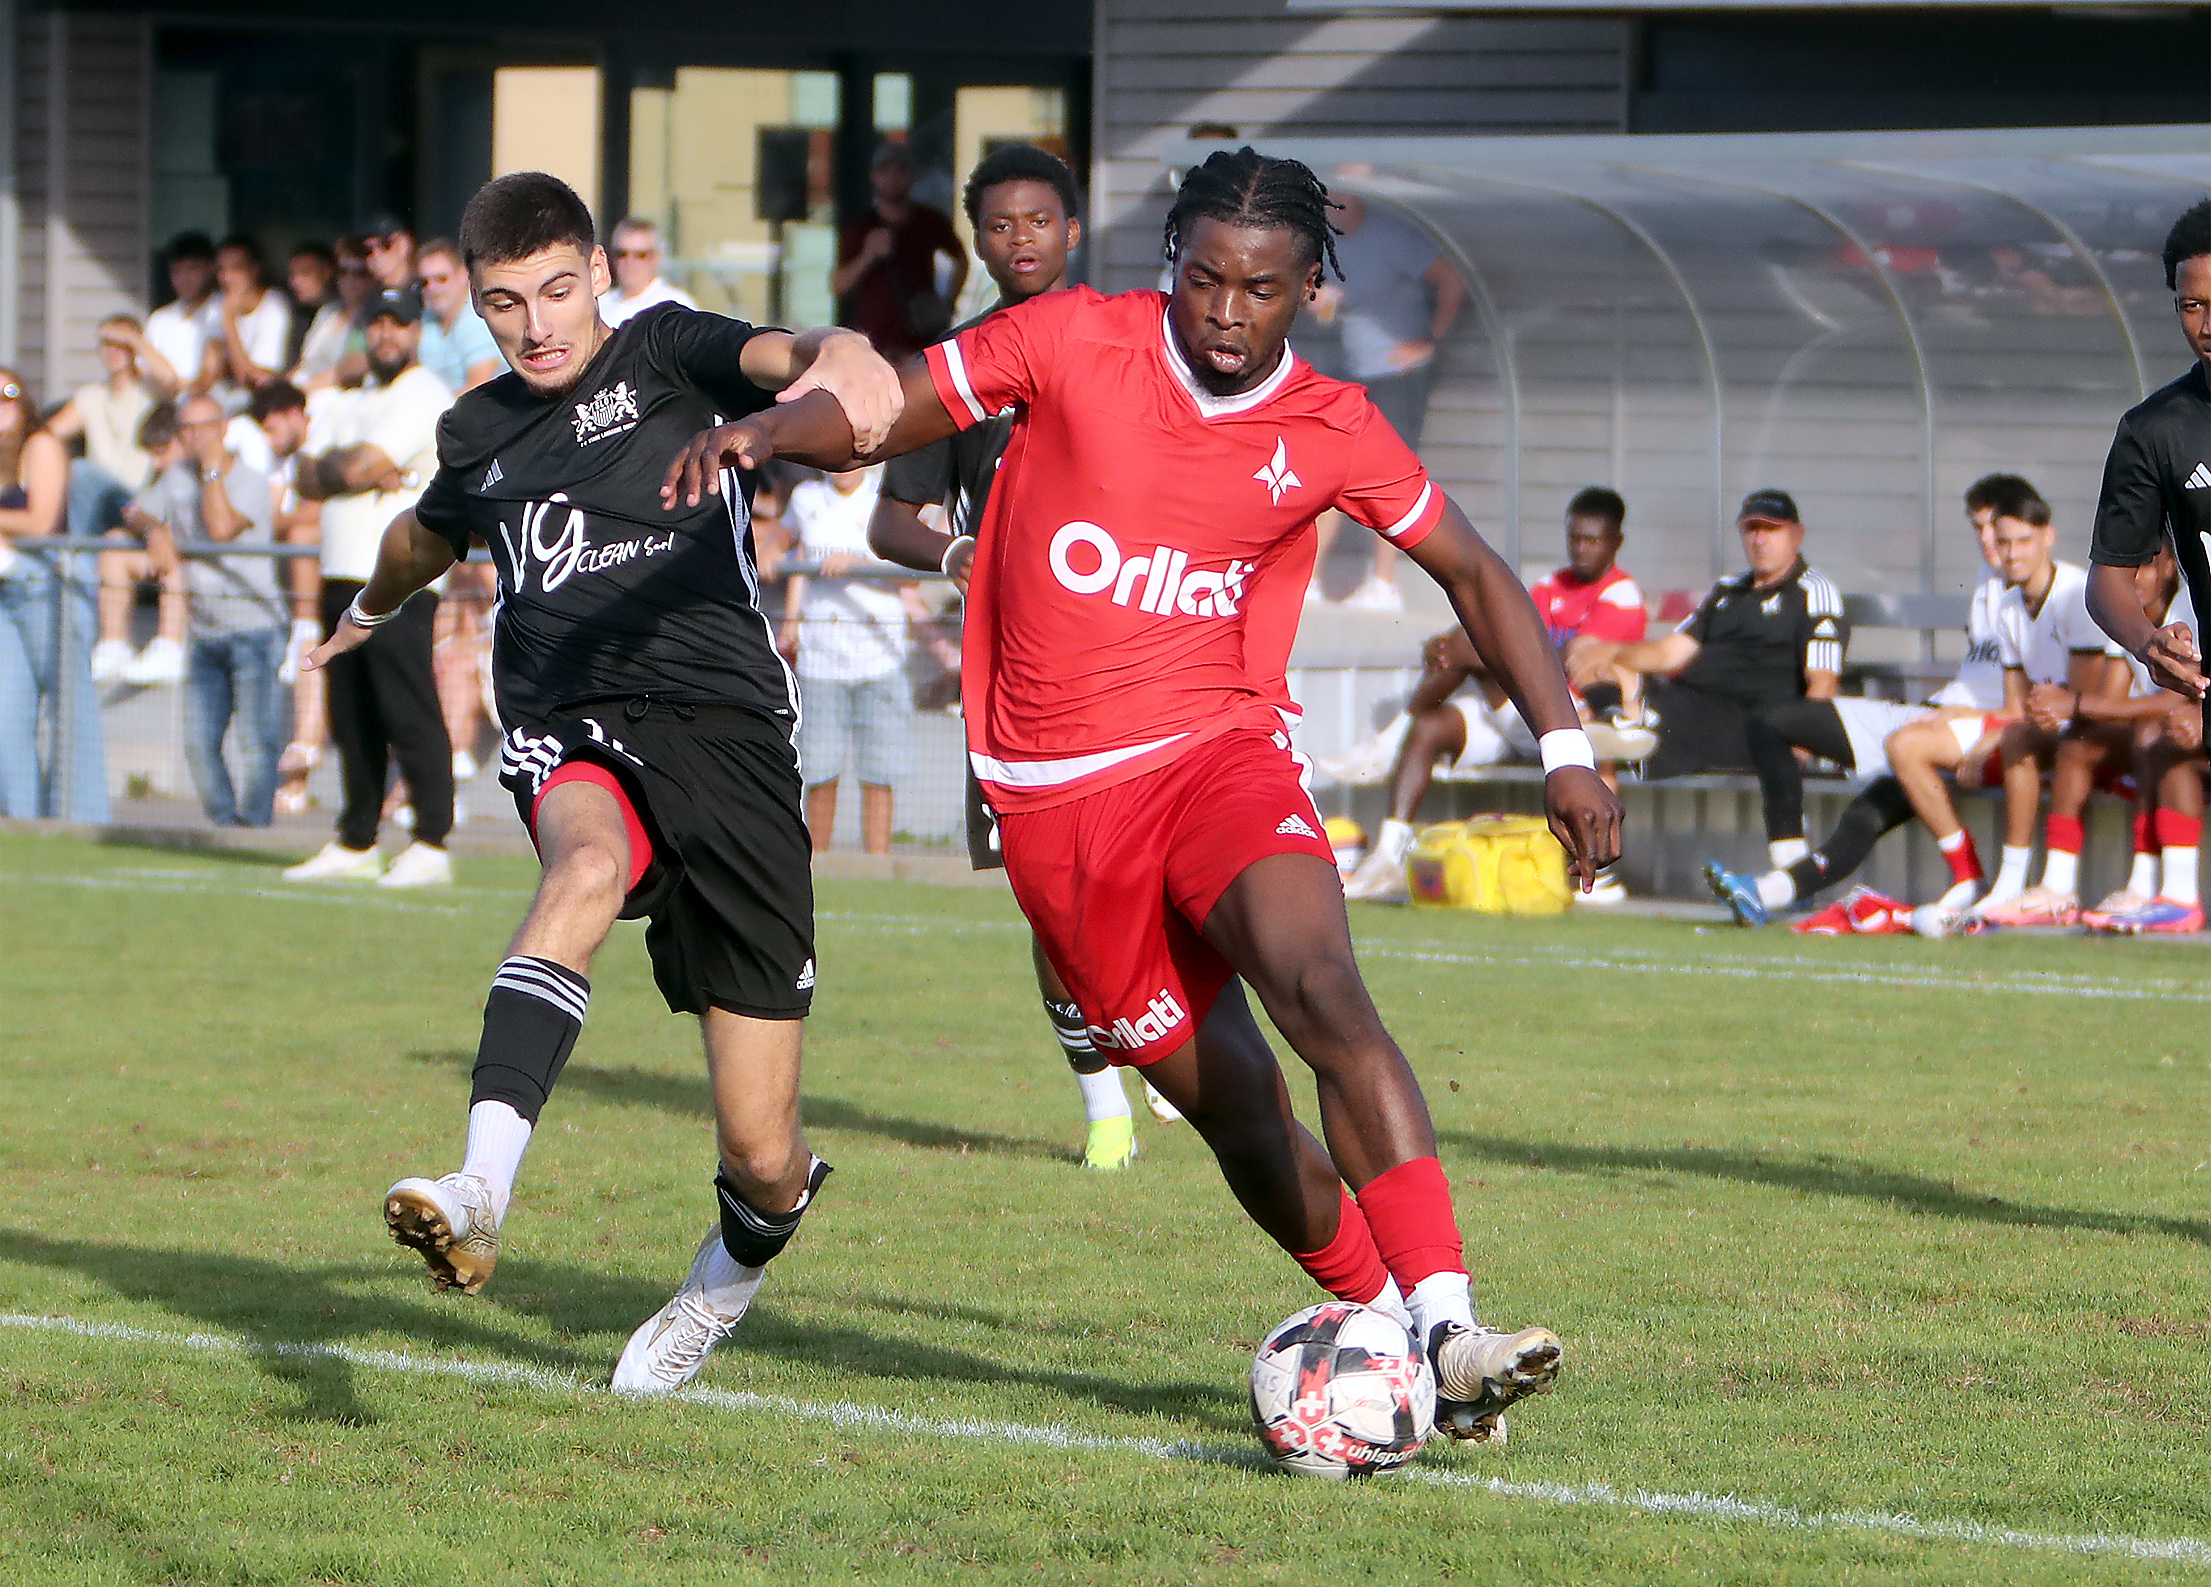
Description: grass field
5,827,2211,1585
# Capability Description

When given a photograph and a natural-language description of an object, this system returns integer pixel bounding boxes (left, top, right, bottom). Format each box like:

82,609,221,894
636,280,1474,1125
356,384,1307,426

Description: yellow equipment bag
1405,815,1572,915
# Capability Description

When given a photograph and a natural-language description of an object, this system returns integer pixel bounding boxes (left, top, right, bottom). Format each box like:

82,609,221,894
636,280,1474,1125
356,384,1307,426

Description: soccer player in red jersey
665,149,1622,1440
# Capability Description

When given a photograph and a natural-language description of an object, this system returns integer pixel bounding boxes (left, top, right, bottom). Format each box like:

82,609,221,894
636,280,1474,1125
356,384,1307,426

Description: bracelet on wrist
346,594,399,630
1539,728,1597,775
941,534,976,578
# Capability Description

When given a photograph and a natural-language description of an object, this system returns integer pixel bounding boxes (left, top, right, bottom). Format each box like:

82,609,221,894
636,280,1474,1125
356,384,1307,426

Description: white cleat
90,638,134,683
385,1172,500,1294
1430,1321,1562,1441
1141,1080,1183,1124
120,635,186,685
1342,843,1410,903
377,841,454,888
611,1230,764,1396
284,842,385,882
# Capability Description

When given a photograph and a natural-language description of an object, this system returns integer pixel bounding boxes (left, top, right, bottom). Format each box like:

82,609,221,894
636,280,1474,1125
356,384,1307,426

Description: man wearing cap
284,285,457,888
1570,489,1847,782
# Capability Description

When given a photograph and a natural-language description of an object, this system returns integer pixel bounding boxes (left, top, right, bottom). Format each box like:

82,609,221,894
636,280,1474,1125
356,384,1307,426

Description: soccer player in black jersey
2089,200,2211,712
863,145,1162,1170
304,173,902,1393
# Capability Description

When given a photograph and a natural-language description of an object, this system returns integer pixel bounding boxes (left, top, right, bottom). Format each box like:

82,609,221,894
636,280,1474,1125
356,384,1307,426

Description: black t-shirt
414,304,791,727
2088,363,2211,627
881,308,1016,529
1673,558,1847,707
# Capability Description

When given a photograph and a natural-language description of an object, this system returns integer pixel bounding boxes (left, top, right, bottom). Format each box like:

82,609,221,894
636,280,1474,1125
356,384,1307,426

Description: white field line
6,1309,2210,1568
0,869,468,916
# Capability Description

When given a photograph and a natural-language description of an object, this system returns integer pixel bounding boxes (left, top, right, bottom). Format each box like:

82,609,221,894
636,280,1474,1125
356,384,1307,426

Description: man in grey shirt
132,394,287,825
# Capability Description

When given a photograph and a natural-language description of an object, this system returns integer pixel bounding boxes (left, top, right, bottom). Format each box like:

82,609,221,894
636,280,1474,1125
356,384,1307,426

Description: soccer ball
1249,1301,1436,1478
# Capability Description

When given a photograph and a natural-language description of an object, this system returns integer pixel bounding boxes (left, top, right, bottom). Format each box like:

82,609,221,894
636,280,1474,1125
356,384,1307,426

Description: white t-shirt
785,471,909,682
145,298,221,391
69,379,156,488
226,293,294,377
308,362,453,581
1928,568,2008,711
601,277,699,327
1995,561,2108,686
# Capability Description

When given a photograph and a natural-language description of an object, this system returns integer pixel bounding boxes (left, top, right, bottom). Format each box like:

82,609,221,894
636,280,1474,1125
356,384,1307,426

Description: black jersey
1674,558,1847,706
414,304,792,728
880,309,1016,529
2088,363,2211,625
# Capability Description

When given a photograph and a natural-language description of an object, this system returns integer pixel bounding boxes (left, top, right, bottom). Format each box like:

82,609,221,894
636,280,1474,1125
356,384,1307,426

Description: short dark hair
1987,479,2052,527
289,241,336,271
166,231,215,264
416,236,462,267
138,400,180,451
1566,486,1626,534
459,172,596,272
2163,198,2211,291
215,232,262,266
248,380,307,423
1163,147,1342,280
964,144,1081,230
1963,473,2037,515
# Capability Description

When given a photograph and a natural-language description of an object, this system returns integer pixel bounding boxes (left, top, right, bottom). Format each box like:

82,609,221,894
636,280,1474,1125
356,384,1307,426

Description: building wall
1090,0,1630,292
14,7,148,403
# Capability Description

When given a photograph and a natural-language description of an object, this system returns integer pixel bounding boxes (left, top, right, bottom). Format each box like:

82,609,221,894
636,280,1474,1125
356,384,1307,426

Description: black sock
1784,778,1916,902
468,956,589,1124
1041,994,1106,1075
717,1156,833,1267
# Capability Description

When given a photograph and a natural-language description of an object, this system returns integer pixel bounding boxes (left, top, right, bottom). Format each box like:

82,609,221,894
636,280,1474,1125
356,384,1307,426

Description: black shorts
965,763,1004,871
499,699,815,1020
1643,683,1757,780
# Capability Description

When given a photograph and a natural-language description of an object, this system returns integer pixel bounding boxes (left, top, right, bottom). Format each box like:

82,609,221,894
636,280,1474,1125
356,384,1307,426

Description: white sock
1406,1271,1475,1343
1768,837,1810,869
2163,845,2200,906
459,1099,533,1222
1075,1066,1131,1125
2041,847,2079,897
1937,878,1981,913
1988,846,2033,903
697,1228,761,1305
1376,818,1416,865
1756,870,1795,910
2129,850,2161,897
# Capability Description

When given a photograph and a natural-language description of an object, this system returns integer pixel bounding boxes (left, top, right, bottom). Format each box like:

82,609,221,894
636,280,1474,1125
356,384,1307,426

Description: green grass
3,828,2209,1584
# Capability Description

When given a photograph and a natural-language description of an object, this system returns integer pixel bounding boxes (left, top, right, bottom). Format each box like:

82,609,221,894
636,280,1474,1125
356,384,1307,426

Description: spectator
0,367,106,822
780,463,927,854
1335,488,1650,901
208,233,293,408
832,141,967,363
286,242,349,385
99,403,191,686
600,217,697,326
1308,191,1465,612
415,237,503,392
244,381,328,814
141,232,220,399
50,315,158,574
1572,489,1846,788
325,217,417,390
136,394,286,826
284,286,455,887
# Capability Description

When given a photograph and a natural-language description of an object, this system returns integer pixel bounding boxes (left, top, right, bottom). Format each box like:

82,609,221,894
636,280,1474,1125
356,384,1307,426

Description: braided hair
1162,147,1343,281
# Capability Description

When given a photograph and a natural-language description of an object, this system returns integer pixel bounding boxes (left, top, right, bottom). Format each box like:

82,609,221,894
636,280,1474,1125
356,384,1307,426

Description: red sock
1288,1189,1393,1306
2155,809,2203,849
2133,811,2155,856
2045,813,2084,856
1937,827,1982,886
1354,1157,1466,1292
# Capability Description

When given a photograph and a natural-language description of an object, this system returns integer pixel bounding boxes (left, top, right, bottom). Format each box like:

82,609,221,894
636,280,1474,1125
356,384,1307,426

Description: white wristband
347,594,399,630
941,534,976,578
1539,728,1597,775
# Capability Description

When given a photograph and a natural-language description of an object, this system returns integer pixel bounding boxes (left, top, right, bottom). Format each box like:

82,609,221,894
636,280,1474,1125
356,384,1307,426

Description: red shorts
997,729,1337,1066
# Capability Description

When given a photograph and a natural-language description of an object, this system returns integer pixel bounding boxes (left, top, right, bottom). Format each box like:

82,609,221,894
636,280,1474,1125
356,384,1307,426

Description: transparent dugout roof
1262,125,2211,603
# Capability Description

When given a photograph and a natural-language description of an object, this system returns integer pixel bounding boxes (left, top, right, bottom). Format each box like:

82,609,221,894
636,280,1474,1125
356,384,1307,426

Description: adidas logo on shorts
795,959,816,992
1276,814,1320,840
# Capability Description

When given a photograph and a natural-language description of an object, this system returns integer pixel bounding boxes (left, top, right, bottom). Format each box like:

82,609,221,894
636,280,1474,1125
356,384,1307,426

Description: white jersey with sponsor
1995,561,2106,686
1927,568,2007,710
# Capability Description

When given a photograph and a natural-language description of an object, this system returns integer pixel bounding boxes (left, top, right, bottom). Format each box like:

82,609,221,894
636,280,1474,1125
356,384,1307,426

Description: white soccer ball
1249,1301,1436,1478
1911,902,1956,938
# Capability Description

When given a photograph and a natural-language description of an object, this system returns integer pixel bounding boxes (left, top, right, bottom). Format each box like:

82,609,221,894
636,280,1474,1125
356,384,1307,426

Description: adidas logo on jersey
2187,462,2211,490
795,958,816,992
1276,813,1320,839
1086,987,1187,1051
1047,521,1253,619
571,380,641,445
481,459,504,490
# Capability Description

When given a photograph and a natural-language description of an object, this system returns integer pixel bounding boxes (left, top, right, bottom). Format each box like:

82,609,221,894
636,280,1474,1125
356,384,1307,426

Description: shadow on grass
1441,1132,2211,1247
408,1049,1077,1164
93,834,296,870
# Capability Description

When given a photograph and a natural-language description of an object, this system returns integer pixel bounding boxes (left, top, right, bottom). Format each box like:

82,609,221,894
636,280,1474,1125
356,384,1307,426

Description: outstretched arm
738,325,904,454
663,360,959,511
1404,500,1623,885
300,509,456,670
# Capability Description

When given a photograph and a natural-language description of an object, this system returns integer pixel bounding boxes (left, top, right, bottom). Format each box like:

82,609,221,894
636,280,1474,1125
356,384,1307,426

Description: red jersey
1528,564,1646,649
925,287,1446,812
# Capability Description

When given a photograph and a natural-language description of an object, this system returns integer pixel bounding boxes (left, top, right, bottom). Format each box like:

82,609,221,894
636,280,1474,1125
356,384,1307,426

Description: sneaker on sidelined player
1428,1320,1561,1441
611,1229,764,1395
1342,842,1410,903
385,1171,500,1294
1083,1114,1137,1171
1971,885,2079,929
2103,898,2206,935
1701,860,1768,927
2081,888,2152,931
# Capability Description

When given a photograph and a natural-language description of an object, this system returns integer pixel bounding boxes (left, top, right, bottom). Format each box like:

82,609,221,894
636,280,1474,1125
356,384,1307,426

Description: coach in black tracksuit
2087,201,2211,704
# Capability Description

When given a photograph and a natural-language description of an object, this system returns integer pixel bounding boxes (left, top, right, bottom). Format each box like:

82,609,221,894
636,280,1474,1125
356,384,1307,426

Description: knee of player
541,841,629,913
716,1131,806,1201
1274,952,1380,1038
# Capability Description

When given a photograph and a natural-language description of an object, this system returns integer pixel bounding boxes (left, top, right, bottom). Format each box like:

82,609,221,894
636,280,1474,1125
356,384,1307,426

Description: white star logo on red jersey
1255,438,1301,505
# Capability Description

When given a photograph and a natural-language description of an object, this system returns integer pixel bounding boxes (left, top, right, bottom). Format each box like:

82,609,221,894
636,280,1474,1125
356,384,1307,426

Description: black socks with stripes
1042,994,1108,1076
716,1155,833,1268
468,955,590,1124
